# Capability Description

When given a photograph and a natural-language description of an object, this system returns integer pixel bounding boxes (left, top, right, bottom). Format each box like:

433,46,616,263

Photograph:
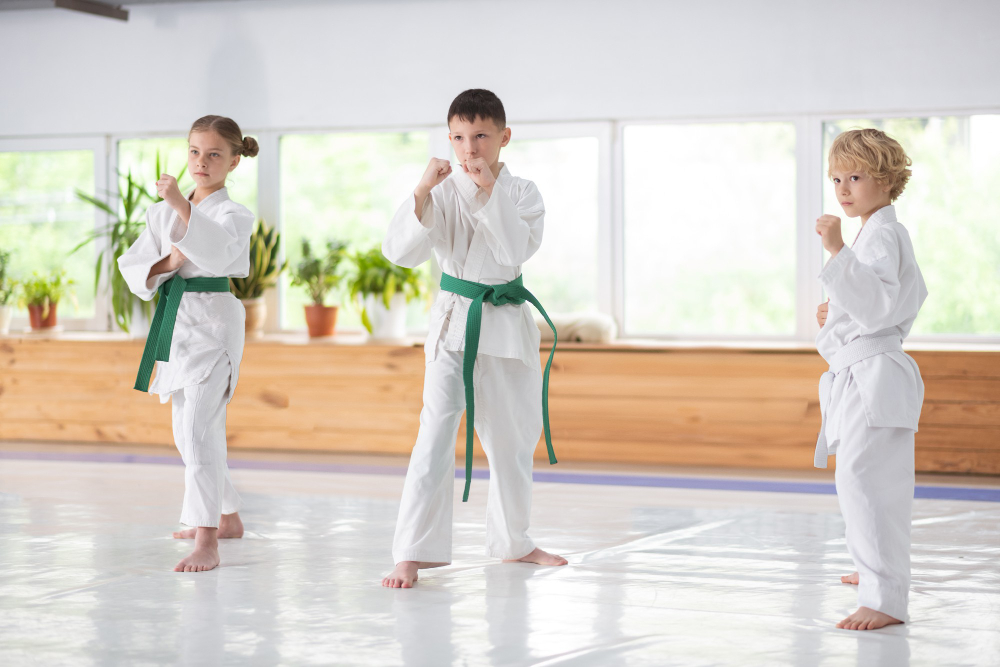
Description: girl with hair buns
118,115,258,573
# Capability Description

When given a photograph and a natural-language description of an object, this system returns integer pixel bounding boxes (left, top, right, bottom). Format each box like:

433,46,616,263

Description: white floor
0,455,998,666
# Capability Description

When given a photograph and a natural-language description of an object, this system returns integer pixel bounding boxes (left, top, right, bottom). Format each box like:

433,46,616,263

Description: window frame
615,115,803,341
0,135,110,332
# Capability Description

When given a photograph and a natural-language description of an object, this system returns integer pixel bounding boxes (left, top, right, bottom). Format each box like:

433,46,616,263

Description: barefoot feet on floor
174,527,220,572
504,547,568,566
841,571,859,585
382,561,419,588
836,606,902,631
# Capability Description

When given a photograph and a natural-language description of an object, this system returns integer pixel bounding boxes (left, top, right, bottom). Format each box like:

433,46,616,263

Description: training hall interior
0,1,998,665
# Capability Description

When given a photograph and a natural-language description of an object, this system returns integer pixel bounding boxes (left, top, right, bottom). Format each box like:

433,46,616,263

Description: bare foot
841,571,859,585
503,547,568,566
382,561,419,588
174,527,220,572
836,606,903,631
173,512,244,539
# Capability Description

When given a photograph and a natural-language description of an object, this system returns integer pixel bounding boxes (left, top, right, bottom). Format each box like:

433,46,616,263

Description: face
830,164,892,221
188,130,240,189
448,116,510,169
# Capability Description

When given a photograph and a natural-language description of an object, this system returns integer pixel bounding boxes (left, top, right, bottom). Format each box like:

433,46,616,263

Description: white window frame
615,115,802,342
0,135,110,332
269,124,439,332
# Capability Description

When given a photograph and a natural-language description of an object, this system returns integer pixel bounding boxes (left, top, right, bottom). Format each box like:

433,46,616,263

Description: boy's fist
416,158,452,196
462,157,496,192
156,174,186,212
817,299,829,328
815,214,844,256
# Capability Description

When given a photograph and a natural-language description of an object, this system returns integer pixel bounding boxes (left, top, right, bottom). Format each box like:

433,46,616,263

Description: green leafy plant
230,219,287,300
347,246,429,334
290,239,348,306
74,151,189,332
0,249,15,306
17,270,76,319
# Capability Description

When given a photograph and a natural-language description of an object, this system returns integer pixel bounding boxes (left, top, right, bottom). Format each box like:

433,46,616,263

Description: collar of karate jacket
865,204,897,229
452,163,512,203
183,186,231,210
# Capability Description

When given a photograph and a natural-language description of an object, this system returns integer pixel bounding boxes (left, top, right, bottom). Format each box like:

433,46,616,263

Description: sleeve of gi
169,203,255,276
116,208,175,301
471,180,545,267
382,192,443,268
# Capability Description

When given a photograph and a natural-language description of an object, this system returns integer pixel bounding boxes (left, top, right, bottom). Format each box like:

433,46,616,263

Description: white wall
2,0,999,137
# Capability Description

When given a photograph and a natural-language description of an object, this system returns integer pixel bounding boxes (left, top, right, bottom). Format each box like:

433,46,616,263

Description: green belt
439,272,558,502
134,276,231,392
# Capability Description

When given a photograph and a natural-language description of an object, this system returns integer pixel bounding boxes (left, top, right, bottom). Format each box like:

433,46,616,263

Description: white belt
814,328,902,468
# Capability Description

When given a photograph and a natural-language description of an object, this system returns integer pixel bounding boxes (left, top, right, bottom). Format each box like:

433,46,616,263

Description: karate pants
834,375,914,622
392,348,543,564
170,357,243,528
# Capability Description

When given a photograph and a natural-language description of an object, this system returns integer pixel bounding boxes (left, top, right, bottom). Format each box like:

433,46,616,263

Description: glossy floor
1,451,998,666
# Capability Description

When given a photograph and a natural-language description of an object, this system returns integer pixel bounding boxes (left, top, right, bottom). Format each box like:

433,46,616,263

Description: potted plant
229,219,287,339
0,250,15,336
290,239,348,338
74,152,188,334
18,270,76,331
347,246,429,342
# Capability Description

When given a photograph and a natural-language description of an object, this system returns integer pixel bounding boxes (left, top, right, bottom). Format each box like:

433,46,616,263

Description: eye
477,134,486,139
851,175,859,181
832,177,840,183
210,152,220,158
190,149,198,155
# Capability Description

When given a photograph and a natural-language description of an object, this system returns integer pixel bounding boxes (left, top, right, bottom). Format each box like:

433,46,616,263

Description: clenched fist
415,158,453,197
167,245,187,271
817,299,829,328
156,174,187,213
462,157,496,193
815,214,845,256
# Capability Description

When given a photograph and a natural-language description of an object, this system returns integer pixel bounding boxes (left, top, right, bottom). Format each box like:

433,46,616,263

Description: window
0,149,97,320
500,135,601,314
117,137,259,213
823,115,1000,336
623,122,797,336
279,131,431,330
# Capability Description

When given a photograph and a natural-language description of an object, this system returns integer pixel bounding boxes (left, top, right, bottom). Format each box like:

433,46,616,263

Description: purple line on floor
2,450,997,502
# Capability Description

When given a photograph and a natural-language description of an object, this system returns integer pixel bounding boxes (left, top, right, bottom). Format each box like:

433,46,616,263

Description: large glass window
280,132,431,330
0,150,96,319
823,115,1000,335
623,122,797,336
500,136,600,313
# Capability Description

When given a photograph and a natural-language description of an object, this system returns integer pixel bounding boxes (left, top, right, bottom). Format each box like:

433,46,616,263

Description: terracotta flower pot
242,297,266,339
304,304,338,338
27,302,58,330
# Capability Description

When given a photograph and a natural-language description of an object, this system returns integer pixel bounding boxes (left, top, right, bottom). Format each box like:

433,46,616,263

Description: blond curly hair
828,128,912,202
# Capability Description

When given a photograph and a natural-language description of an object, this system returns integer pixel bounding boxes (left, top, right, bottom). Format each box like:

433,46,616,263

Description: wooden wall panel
1,338,998,475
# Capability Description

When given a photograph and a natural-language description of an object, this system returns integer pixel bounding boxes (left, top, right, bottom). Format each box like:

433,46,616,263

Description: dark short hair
447,89,506,130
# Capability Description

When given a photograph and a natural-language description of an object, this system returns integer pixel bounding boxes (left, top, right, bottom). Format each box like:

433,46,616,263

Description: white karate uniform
118,187,254,527
383,164,546,562
815,204,928,622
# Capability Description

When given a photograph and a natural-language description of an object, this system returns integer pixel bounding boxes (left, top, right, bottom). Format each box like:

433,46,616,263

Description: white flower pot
364,293,408,342
0,304,12,336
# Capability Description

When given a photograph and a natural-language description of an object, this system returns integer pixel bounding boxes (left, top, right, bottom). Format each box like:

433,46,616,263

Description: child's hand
815,214,845,256
167,245,187,271
156,174,187,213
415,158,452,196
817,299,829,328
462,157,496,193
